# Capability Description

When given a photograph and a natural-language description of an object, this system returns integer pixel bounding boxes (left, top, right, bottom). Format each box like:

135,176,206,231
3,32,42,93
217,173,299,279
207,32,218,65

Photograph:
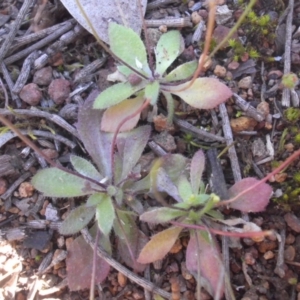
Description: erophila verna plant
93,21,232,133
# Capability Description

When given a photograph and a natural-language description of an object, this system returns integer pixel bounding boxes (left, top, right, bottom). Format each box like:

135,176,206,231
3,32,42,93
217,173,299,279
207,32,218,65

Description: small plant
93,21,232,133
137,150,273,298
31,95,153,290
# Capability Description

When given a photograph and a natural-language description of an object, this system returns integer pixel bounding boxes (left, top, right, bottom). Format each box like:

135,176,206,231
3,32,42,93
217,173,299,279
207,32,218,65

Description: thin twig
0,108,79,138
0,0,32,62
274,228,286,278
282,0,295,107
80,228,172,299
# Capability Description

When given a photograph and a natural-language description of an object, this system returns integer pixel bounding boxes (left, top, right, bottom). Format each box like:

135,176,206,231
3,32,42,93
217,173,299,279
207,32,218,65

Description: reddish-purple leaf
186,231,224,297
190,150,205,194
228,178,272,212
101,96,144,132
66,233,110,291
167,78,232,109
137,226,182,264
77,90,112,178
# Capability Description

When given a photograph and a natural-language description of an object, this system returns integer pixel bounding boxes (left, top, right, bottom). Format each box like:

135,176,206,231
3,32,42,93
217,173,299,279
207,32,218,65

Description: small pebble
263,251,274,260
284,213,300,233
153,131,177,152
284,245,296,261
191,11,202,25
285,233,295,245
214,65,226,77
18,182,34,198
228,61,240,70
19,83,42,106
33,66,52,85
117,272,127,287
238,76,252,89
230,116,257,133
48,78,70,105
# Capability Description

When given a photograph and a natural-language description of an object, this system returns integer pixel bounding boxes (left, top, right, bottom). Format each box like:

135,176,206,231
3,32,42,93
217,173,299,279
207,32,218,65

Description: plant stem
162,91,175,125
110,99,150,184
171,221,272,238
218,149,300,207
90,229,100,300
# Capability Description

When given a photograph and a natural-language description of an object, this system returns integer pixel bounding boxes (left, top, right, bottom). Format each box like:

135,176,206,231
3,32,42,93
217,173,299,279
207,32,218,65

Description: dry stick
0,115,106,189
0,62,21,107
218,149,300,207
7,22,67,55
0,0,32,62
12,51,38,94
75,0,148,80
282,0,297,107
145,18,192,28
80,228,172,299
0,108,79,138
111,100,150,184
4,20,76,65
219,103,243,300
163,1,216,94
90,229,100,300
274,227,286,278
170,221,272,239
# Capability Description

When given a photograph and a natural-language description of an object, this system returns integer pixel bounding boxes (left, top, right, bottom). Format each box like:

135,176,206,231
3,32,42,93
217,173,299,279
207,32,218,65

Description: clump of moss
284,108,300,123
294,134,300,144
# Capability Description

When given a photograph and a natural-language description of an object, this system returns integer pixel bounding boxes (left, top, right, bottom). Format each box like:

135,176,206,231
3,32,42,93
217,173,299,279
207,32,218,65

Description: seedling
137,150,274,298
31,94,153,290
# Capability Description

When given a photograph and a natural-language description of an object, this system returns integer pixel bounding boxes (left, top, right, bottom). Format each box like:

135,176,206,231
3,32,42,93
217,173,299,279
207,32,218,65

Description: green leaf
190,150,205,194
137,226,183,264
96,195,115,235
178,175,193,202
101,96,144,132
155,31,183,76
32,168,95,197
70,155,102,181
86,193,107,207
140,207,186,224
165,61,198,82
109,22,150,75
165,78,233,109
59,205,95,235
93,82,145,109
144,81,160,105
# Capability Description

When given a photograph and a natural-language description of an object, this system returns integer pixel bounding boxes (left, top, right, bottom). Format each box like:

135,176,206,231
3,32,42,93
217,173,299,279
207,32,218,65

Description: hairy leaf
190,150,205,194
140,207,186,224
60,0,146,44
137,226,183,264
159,154,188,182
165,61,198,82
186,230,224,298
109,22,150,75
144,81,160,105
155,31,184,76
228,178,272,212
93,81,145,109
178,175,193,202
114,210,147,272
96,195,115,235
117,125,151,181
32,168,94,197
166,78,232,109
70,155,102,181
153,167,182,202
86,192,107,207
59,205,95,235
77,90,111,178
66,227,110,291
101,96,144,132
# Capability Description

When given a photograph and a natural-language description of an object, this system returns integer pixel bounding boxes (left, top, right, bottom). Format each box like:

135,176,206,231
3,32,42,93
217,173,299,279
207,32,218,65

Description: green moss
284,108,300,123
294,134,300,144
293,173,300,183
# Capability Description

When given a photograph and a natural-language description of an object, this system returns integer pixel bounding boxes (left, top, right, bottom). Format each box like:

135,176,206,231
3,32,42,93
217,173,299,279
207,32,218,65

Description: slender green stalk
162,91,175,125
